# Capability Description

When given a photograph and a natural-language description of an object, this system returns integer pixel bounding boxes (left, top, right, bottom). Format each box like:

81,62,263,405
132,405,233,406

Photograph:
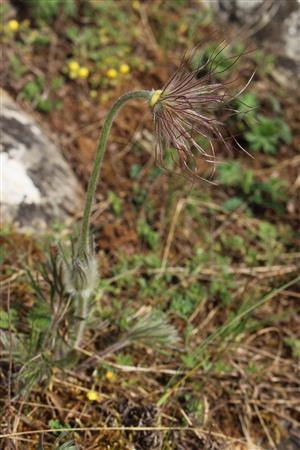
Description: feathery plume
150,44,252,182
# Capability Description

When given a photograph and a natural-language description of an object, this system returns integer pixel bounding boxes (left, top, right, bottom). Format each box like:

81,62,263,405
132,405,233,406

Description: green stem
72,90,151,351
74,293,89,349
77,90,151,258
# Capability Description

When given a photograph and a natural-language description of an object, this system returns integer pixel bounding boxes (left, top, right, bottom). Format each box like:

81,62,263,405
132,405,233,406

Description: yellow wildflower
132,0,141,10
22,19,30,28
119,64,130,75
105,370,115,381
87,390,100,401
69,70,79,80
90,90,98,98
68,60,80,72
178,23,188,35
150,89,163,107
106,68,118,79
8,19,19,32
78,67,89,79
100,35,109,45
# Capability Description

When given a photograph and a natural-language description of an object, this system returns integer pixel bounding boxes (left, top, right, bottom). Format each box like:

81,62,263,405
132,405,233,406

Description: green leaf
284,338,300,359
130,164,141,179
108,190,122,216
28,301,51,332
32,34,50,46
56,442,78,450
237,92,259,116
181,353,197,368
66,25,79,42
22,80,42,101
37,98,54,113
48,418,63,430
51,76,64,90
280,121,292,144
137,219,159,249
9,55,28,79
28,0,61,22
217,161,243,186
0,308,18,329
62,0,77,18
245,115,292,154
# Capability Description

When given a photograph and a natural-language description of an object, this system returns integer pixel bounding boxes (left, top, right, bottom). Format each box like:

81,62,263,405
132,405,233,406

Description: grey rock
0,89,84,231
217,0,264,19
210,0,300,82
284,7,300,62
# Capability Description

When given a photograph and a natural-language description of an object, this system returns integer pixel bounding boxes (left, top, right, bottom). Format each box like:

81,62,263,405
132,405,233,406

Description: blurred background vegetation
1,1,299,449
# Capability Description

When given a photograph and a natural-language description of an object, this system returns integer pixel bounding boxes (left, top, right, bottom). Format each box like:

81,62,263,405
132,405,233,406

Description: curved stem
72,90,151,351
77,90,151,258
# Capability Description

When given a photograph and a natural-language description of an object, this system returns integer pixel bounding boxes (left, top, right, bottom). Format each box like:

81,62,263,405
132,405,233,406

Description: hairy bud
62,250,98,300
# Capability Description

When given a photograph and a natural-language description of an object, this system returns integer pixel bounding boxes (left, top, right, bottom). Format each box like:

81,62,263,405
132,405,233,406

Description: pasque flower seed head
149,45,252,182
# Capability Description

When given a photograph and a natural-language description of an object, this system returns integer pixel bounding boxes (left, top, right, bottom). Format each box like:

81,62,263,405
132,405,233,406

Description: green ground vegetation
1,1,299,449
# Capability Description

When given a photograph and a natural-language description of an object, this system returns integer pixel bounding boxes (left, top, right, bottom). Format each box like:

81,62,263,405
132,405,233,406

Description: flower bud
62,251,98,299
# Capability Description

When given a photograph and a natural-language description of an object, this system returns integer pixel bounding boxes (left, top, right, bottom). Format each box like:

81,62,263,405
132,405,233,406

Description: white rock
0,89,84,231
1,152,41,204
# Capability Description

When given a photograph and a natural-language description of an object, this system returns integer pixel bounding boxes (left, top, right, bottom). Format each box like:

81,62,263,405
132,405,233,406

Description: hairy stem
77,90,151,258
74,293,89,349
73,90,151,350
